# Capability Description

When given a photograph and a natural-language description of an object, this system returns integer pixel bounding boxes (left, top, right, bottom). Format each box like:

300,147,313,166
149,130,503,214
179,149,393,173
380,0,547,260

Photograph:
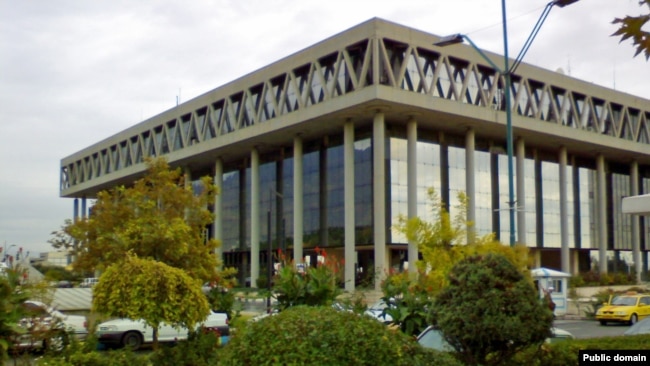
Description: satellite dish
555,67,565,75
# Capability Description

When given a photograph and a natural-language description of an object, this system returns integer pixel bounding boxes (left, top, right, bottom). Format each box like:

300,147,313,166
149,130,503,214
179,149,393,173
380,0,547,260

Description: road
554,319,632,339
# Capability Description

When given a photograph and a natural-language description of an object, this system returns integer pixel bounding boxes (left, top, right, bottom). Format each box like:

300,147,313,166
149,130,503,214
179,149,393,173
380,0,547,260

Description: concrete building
59,18,650,290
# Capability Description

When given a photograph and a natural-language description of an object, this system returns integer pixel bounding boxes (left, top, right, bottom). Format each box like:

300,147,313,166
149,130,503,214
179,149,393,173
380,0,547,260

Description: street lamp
435,0,579,247
267,188,283,312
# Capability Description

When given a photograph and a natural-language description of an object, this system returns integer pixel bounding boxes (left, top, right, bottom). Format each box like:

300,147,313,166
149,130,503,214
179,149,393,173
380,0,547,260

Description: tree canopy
49,158,221,281
92,253,210,349
613,0,650,60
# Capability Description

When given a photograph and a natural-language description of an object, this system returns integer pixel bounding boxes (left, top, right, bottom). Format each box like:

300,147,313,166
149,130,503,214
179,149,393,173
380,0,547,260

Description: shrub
510,334,650,366
149,330,222,366
433,253,554,366
37,349,151,366
218,305,455,366
571,270,636,287
273,248,343,310
380,269,433,336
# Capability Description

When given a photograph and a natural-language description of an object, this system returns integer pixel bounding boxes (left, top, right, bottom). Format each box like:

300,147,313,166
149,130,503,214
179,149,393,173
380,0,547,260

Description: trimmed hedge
509,334,650,366
218,306,461,366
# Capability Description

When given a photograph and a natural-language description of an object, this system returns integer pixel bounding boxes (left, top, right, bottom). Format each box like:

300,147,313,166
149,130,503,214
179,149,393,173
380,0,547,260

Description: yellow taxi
596,292,650,326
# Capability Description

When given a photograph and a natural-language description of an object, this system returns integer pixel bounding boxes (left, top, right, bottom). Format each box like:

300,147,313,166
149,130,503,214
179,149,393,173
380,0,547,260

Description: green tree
49,157,221,282
433,253,554,366
92,253,210,350
613,0,650,60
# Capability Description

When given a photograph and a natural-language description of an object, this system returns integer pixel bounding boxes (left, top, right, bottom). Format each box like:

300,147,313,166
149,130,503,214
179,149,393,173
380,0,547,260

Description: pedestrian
544,287,556,315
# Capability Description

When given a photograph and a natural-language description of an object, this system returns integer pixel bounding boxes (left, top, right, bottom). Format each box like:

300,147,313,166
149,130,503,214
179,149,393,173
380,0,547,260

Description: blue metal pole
501,0,516,247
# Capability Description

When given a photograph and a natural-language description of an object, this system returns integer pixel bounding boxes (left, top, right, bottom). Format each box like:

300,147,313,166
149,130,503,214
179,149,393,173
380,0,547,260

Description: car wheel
122,331,143,351
44,331,69,353
630,314,638,325
599,320,607,326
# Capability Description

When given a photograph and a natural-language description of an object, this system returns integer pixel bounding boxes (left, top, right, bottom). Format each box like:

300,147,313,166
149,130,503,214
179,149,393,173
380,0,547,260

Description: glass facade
217,124,647,276
220,134,373,253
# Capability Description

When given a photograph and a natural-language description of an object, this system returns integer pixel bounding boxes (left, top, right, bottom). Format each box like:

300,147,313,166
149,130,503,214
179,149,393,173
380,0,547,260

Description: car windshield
367,300,387,310
417,327,453,352
611,296,638,306
625,317,650,335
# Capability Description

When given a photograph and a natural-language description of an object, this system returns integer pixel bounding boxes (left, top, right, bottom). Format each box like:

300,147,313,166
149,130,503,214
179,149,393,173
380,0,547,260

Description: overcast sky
1,0,648,256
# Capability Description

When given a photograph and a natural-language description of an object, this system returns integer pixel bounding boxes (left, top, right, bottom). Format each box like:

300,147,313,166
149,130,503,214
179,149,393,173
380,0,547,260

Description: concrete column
214,158,224,267
73,198,79,222
184,167,192,219
534,151,543,248
516,138,526,244
319,144,328,247
344,121,356,291
184,167,192,186
572,251,580,276
465,128,476,244
81,197,87,219
490,151,500,240
293,135,304,265
631,160,641,283
439,132,449,212
407,117,418,273
275,159,284,253
559,146,569,273
251,148,261,287
572,158,582,249
597,154,607,274
373,111,387,290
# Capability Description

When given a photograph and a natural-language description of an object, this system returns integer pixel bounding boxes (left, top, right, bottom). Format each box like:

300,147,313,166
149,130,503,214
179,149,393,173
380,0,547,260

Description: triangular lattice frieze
61,31,650,192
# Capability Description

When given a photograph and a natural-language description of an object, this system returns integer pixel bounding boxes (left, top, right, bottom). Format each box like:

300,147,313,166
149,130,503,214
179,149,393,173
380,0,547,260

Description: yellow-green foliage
393,188,531,294
92,253,210,347
49,157,221,281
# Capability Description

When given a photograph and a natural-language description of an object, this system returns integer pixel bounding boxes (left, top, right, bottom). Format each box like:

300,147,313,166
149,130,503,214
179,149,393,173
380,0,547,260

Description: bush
218,306,456,366
509,334,650,366
37,349,151,366
380,269,433,336
433,253,554,366
149,329,222,366
273,248,343,310
570,270,636,287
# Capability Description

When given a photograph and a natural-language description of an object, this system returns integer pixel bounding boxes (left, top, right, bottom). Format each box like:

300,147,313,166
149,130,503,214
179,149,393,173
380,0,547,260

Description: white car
416,326,574,351
12,300,88,352
364,300,394,324
96,310,229,350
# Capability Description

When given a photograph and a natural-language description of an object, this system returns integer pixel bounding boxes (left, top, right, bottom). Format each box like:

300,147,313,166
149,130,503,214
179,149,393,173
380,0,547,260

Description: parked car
96,310,229,350
596,292,650,325
56,280,73,288
80,277,99,288
11,300,88,352
624,316,650,335
416,326,574,351
364,300,394,324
